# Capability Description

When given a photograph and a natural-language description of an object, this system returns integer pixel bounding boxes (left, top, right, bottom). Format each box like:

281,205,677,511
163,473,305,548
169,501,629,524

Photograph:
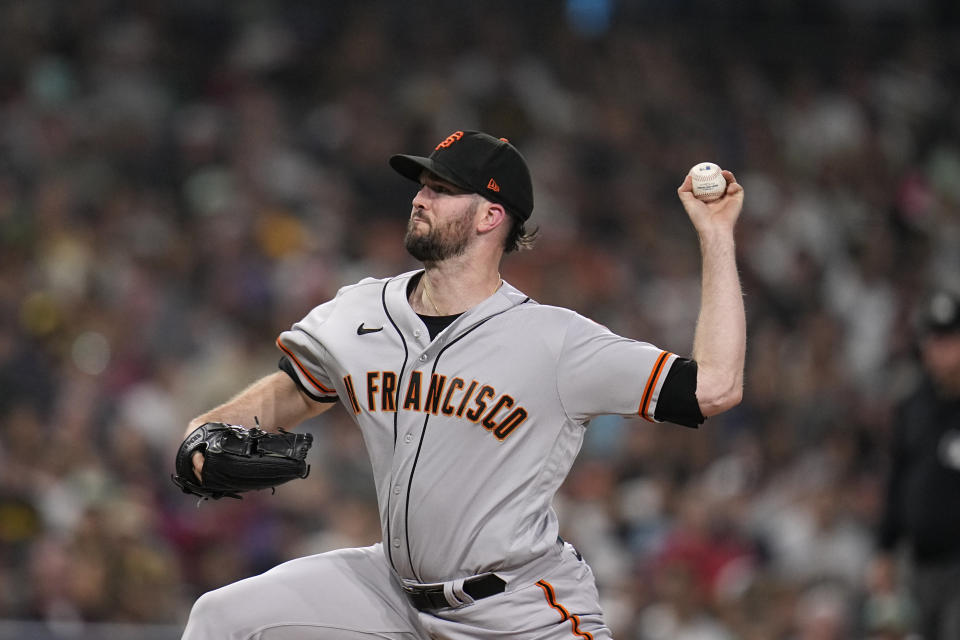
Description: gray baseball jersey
277,270,677,584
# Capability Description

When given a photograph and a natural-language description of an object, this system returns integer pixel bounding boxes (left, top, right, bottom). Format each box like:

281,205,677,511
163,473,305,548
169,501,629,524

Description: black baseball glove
171,422,313,501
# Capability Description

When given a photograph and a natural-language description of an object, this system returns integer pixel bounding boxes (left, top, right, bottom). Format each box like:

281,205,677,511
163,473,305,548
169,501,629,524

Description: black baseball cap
390,130,534,221
917,290,960,335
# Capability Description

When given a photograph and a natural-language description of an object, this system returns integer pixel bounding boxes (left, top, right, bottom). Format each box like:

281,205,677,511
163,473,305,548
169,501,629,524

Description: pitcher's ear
476,200,507,234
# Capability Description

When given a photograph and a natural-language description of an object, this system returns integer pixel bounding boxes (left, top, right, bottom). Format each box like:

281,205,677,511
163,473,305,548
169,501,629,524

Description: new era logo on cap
389,130,534,221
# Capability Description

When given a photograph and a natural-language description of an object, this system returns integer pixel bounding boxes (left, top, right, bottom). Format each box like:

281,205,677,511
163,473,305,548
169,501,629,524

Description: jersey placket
379,274,518,580
385,325,436,580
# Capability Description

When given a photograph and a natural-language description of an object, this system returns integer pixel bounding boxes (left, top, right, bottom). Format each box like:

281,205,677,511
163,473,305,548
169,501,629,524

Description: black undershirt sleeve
653,357,705,428
278,356,339,403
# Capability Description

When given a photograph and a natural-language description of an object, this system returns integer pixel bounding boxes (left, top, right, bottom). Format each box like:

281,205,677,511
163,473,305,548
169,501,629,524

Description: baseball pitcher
176,130,746,639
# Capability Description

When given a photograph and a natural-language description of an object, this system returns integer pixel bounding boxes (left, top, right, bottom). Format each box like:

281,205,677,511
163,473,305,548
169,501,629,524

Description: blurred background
1,1,958,638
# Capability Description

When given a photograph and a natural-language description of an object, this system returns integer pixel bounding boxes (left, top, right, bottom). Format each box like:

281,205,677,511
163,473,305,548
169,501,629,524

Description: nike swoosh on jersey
357,323,384,335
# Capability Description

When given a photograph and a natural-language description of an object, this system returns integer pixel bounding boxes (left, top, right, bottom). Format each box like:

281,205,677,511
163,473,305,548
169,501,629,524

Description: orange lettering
366,371,380,412
494,407,527,440
436,131,464,150
343,375,361,415
403,371,423,411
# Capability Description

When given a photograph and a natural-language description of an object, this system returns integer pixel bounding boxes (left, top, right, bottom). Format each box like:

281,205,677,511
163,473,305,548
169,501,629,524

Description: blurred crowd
1,1,959,638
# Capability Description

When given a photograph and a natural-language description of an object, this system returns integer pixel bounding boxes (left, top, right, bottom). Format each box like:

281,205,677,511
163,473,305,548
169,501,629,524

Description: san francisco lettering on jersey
342,371,529,441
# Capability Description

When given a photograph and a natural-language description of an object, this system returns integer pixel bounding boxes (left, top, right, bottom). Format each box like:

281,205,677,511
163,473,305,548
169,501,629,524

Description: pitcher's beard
404,209,474,262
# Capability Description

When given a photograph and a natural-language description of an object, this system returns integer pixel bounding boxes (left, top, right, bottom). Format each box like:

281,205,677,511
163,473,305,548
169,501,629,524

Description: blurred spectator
871,290,960,640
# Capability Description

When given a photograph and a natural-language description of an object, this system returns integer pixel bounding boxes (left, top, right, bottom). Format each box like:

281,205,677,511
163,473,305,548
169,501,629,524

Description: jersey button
404,433,413,444
393,485,401,495
419,354,428,362
414,330,421,338
392,538,401,548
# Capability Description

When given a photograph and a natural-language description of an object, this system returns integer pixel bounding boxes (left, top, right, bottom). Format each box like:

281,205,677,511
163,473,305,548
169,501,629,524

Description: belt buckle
401,583,442,611
402,576,505,611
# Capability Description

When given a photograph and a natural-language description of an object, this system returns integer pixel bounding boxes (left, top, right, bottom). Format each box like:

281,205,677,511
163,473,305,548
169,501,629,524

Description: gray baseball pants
181,542,611,639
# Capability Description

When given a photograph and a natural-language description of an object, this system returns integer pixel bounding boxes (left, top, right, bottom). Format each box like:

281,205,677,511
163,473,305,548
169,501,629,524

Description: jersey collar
384,270,529,343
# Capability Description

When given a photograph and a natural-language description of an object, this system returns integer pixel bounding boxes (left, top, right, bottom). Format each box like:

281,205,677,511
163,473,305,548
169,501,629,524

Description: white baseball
689,162,727,202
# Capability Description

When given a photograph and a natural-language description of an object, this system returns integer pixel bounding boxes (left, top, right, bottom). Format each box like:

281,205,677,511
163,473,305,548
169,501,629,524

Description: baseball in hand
689,162,727,202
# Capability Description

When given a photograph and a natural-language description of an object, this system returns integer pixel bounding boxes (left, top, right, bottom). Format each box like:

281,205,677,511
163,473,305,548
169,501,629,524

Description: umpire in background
872,289,960,640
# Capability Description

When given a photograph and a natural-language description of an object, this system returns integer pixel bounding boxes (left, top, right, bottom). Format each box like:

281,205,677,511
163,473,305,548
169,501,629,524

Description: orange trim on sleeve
276,337,337,395
638,351,672,422
536,580,593,640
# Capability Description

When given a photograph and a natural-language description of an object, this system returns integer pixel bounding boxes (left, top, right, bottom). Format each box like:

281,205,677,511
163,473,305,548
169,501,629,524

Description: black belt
402,574,506,611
